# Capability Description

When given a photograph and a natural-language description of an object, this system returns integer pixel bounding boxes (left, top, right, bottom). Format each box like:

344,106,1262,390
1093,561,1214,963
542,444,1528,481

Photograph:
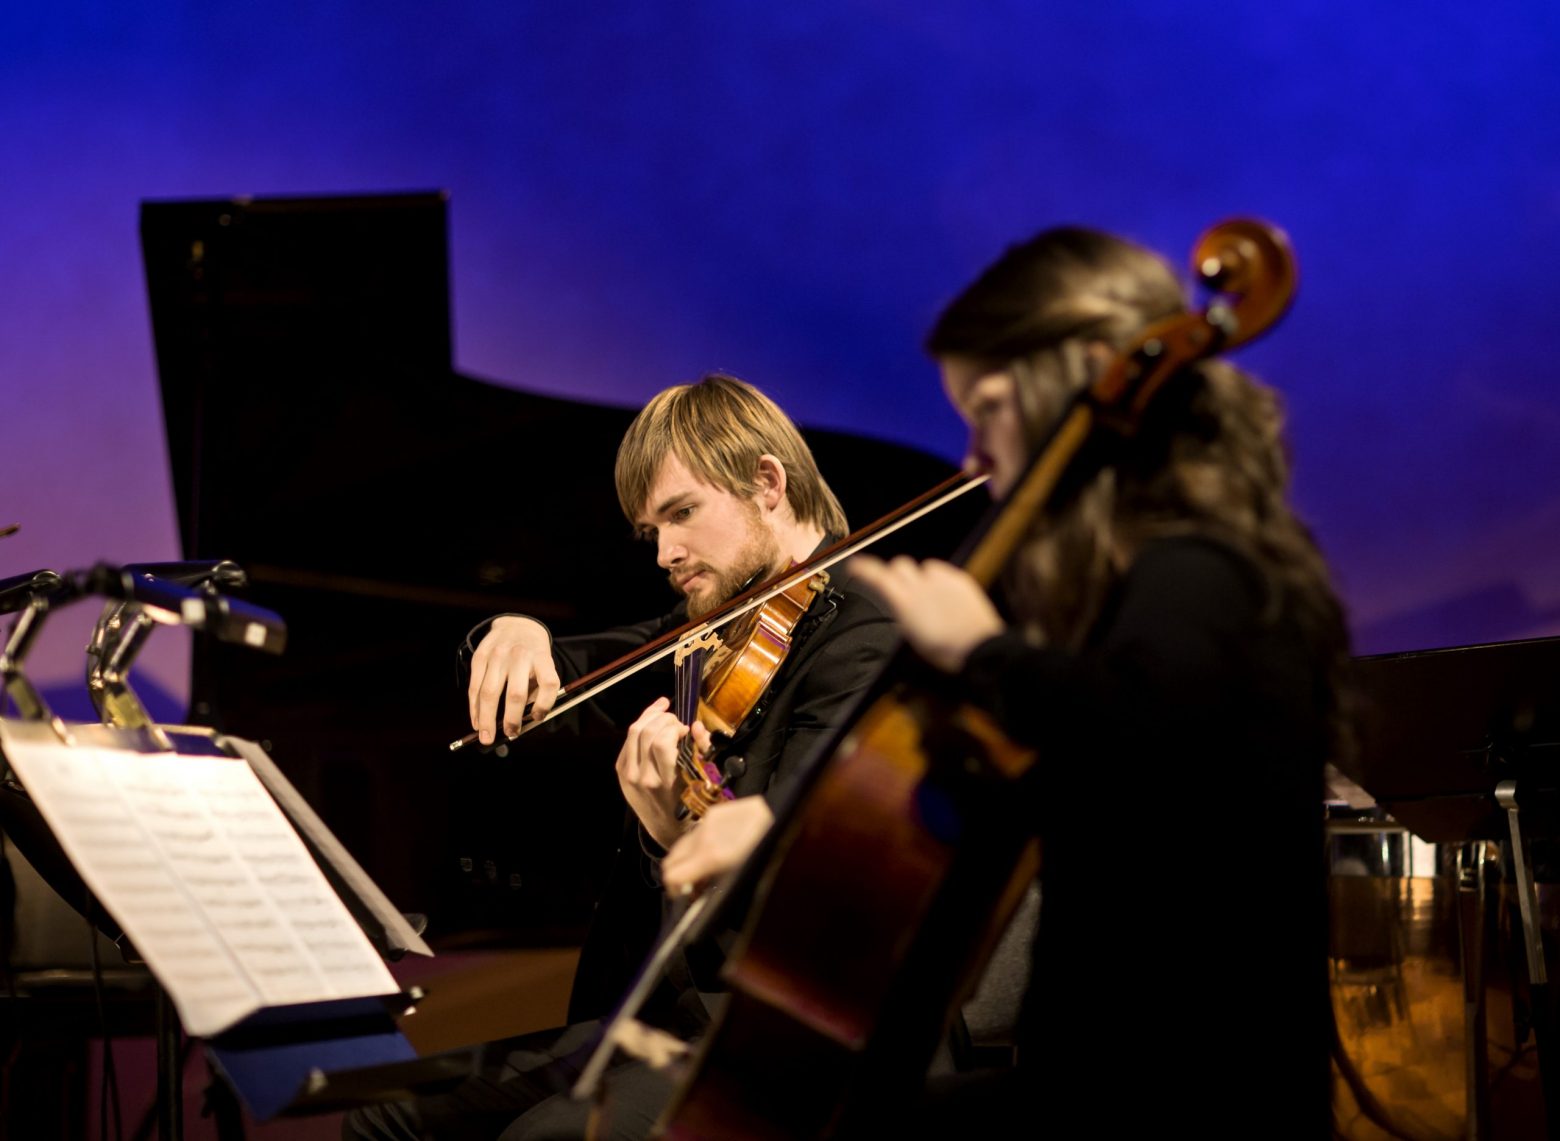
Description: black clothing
947,535,1333,1136
347,567,896,1141
463,567,897,1027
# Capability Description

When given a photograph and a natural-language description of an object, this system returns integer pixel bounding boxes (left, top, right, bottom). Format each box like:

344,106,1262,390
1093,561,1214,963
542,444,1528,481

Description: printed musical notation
0,726,397,1037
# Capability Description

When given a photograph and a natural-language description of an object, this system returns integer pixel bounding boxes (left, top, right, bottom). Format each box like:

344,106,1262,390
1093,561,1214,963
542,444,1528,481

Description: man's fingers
629,697,671,734
531,658,562,722
474,659,512,744
626,705,689,791
468,617,555,737
616,707,650,779
467,656,486,732
501,649,534,738
618,698,672,782
466,641,492,727
637,713,684,790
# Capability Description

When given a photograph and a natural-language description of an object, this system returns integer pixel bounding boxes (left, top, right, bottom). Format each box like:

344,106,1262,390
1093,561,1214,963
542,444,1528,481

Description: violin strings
674,648,703,783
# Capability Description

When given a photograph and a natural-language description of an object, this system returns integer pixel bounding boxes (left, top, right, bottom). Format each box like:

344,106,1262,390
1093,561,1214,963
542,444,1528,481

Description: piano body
140,191,982,945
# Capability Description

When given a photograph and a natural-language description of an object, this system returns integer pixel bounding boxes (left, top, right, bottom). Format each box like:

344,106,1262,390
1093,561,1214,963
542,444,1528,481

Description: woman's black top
957,535,1333,1134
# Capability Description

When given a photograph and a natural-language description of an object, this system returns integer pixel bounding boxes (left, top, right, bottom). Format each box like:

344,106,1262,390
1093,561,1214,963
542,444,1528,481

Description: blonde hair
614,373,848,536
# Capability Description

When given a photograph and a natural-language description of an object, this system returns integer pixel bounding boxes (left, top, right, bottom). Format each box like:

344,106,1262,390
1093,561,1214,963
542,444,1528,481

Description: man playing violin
346,374,897,1141
465,374,884,859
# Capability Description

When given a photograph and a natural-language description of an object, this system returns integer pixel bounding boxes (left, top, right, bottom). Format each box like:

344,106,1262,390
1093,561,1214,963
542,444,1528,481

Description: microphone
121,560,248,591
80,564,286,654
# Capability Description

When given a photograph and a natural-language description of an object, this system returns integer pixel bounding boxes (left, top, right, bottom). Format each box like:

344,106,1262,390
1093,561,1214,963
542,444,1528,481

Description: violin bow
448,471,989,751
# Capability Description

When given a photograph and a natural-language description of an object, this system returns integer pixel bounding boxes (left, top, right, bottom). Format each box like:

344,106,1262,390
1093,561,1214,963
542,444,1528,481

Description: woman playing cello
665,224,1349,1136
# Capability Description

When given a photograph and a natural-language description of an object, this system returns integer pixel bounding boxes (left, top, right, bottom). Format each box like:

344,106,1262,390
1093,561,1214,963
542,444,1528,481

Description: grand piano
140,192,983,947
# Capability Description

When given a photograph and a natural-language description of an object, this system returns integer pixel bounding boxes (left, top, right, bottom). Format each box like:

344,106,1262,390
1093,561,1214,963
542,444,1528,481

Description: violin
637,219,1299,1138
669,567,831,816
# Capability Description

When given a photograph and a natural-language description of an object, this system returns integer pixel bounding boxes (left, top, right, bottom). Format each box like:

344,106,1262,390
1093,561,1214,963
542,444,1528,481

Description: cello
634,219,1299,1138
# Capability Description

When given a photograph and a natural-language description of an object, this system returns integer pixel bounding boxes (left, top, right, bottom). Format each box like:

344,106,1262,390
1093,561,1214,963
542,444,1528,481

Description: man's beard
676,515,783,619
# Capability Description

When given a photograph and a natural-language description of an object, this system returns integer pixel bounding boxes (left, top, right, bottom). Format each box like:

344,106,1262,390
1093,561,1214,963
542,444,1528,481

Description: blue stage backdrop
3,2,1559,705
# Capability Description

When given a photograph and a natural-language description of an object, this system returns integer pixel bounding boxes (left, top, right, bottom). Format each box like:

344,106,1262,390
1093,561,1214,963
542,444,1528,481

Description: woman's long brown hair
928,226,1353,761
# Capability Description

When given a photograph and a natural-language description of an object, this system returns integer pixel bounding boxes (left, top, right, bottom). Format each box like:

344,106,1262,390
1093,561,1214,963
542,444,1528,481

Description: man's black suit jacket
459,566,896,1029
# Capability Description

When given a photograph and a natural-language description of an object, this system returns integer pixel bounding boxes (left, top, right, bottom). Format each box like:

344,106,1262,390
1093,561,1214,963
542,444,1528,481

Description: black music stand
1347,634,1560,1134
0,719,448,1136
1,565,462,1138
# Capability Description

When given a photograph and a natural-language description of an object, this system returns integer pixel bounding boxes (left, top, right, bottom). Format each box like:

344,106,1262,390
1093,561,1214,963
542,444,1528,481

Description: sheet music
0,723,397,1037
227,737,432,958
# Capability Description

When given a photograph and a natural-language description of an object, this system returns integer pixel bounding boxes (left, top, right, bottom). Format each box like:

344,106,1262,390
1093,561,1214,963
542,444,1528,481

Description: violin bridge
673,629,723,667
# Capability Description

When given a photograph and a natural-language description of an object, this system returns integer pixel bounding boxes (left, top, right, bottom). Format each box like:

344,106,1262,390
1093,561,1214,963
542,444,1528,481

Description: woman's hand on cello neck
662,796,775,897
